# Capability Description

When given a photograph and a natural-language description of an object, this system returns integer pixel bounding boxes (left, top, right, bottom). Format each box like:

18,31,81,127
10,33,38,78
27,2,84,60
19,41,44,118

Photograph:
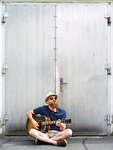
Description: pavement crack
0,138,15,148
82,138,88,150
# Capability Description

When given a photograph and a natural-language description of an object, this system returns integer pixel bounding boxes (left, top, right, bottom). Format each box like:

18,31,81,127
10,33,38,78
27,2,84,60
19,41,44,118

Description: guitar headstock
64,118,71,124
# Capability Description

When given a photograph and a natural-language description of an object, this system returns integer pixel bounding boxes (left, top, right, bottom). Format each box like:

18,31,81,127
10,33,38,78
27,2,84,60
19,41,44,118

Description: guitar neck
42,120,64,126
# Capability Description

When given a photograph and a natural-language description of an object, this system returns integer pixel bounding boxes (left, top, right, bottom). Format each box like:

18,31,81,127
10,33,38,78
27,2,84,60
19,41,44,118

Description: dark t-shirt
33,105,66,131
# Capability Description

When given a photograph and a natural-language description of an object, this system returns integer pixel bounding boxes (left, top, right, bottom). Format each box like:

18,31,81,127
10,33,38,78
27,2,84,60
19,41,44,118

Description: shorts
45,130,60,138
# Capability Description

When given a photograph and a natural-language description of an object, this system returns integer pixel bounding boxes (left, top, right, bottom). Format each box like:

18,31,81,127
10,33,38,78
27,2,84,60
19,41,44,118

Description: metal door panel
56,3,109,135
5,4,55,135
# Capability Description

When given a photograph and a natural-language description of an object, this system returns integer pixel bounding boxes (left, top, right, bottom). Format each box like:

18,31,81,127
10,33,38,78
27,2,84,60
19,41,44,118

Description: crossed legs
29,129,72,145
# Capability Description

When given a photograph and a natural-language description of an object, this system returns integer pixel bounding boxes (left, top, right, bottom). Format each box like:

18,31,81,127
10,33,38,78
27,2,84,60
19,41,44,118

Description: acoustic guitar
26,115,71,134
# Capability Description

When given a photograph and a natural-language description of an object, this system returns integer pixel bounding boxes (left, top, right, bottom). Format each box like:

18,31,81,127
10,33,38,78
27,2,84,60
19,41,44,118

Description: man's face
47,96,59,108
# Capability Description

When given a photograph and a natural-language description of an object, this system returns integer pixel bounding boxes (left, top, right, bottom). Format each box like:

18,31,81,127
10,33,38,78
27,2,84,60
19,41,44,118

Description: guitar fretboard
42,120,65,125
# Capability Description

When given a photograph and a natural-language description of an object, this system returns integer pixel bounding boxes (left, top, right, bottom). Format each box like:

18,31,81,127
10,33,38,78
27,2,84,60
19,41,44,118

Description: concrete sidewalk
0,135,113,150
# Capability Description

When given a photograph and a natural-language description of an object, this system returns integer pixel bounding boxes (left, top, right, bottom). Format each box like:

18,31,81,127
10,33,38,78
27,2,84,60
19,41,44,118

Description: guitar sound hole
38,120,42,129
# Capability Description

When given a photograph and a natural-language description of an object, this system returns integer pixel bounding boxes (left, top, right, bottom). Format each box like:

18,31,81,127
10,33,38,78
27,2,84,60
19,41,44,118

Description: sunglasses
48,97,57,100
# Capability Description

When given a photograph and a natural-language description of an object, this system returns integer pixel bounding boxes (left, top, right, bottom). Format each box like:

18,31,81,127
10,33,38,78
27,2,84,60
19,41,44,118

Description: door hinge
2,64,8,75
104,114,111,125
2,114,8,125
105,64,111,75
105,15,111,26
2,12,8,23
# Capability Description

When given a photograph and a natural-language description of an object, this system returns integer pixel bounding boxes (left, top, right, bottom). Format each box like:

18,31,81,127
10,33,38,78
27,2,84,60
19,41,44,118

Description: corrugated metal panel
56,3,109,135
4,2,111,135
5,3,55,135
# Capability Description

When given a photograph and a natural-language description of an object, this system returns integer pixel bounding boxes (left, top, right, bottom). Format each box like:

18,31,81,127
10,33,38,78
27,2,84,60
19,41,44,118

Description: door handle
60,78,68,85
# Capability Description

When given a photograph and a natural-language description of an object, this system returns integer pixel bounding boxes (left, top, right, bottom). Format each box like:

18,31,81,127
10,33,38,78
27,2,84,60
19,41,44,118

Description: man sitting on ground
26,92,72,146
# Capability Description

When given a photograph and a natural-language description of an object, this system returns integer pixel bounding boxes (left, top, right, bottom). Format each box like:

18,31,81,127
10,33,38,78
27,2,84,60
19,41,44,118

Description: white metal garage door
3,3,111,135
56,3,110,135
4,3,55,135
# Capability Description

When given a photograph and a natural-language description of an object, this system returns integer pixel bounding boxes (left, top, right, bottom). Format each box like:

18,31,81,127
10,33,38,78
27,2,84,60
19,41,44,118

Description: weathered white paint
4,3,55,135
0,0,113,135
56,3,109,135
0,2,5,135
0,2,2,134
110,1,113,134
1,0,113,3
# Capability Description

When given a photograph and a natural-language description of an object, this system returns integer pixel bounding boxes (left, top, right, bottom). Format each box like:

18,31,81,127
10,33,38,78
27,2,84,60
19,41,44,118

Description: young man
26,92,72,147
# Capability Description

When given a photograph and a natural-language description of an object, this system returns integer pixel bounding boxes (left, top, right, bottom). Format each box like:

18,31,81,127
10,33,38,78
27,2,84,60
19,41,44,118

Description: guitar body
26,115,71,135
26,115,50,134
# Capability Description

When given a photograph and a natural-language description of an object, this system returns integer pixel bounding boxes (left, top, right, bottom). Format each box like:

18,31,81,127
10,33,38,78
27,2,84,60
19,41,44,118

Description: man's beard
49,102,59,108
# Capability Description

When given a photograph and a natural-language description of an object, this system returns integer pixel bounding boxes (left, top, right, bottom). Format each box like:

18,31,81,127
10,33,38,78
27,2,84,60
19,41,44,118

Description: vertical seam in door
54,4,57,94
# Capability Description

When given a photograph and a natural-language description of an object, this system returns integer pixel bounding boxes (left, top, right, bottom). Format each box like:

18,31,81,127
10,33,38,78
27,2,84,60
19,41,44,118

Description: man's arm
26,109,34,120
26,109,39,129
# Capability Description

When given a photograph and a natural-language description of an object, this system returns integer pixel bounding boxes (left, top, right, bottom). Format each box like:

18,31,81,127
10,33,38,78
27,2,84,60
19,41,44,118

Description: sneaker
57,139,67,147
35,139,45,145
